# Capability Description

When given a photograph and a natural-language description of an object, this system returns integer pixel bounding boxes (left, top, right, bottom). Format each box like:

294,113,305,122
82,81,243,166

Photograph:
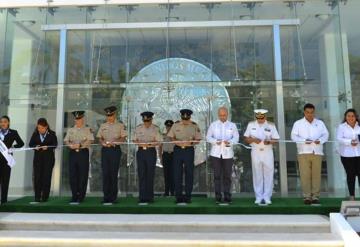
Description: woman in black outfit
0,115,24,204
29,118,58,203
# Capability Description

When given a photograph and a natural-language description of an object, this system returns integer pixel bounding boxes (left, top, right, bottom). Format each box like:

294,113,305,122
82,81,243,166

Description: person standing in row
159,120,175,197
28,118,58,203
291,103,329,205
133,111,162,205
64,111,94,204
336,108,360,201
97,106,127,205
244,109,279,206
168,109,202,204
0,115,24,204
206,107,239,204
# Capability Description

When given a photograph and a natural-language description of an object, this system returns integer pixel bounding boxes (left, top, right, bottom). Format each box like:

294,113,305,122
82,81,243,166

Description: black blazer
0,128,24,163
29,129,58,162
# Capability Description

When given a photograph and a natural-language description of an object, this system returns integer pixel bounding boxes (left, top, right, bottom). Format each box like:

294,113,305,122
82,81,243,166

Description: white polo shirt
206,120,239,159
291,117,329,155
336,122,360,157
243,120,280,152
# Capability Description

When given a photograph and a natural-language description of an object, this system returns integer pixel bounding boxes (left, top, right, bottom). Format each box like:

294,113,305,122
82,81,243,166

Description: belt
71,148,89,153
138,147,156,151
175,145,194,150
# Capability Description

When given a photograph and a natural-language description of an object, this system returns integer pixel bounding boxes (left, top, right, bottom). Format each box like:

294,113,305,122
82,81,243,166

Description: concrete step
0,231,344,247
0,213,331,233
0,213,344,247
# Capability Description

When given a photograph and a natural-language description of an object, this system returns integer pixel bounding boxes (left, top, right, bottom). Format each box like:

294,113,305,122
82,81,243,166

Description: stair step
0,231,344,247
0,213,331,233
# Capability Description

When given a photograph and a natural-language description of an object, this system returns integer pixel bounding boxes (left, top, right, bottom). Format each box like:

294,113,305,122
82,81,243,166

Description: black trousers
173,146,195,200
33,157,55,202
0,159,11,203
162,152,174,195
69,149,89,202
101,146,121,203
211,156,233,200
340,156,360,196
137,148,156,202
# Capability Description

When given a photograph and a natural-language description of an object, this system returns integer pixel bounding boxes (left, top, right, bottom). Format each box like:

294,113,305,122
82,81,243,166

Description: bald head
218,107,228,122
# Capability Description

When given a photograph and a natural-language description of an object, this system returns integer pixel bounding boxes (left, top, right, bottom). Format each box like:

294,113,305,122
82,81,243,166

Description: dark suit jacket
29,129,58,163
0,128,25,163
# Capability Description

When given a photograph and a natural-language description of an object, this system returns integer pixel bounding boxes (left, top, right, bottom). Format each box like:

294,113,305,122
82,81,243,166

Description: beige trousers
297,153,322,199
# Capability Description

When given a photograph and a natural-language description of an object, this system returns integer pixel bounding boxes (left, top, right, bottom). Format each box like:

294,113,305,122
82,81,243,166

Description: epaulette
175,120,180,123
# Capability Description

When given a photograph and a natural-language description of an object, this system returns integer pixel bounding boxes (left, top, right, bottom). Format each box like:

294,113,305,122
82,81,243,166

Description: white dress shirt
206,120,239,159
291,117,329,155
336,122,360,157
243,120,280,152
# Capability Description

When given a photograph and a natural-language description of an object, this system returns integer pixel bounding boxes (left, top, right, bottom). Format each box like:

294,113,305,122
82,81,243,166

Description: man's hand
252,138,261,144
314,140,320,145
35,145,41,151
351,139,358,146
305,139,313,144
41,146,48,150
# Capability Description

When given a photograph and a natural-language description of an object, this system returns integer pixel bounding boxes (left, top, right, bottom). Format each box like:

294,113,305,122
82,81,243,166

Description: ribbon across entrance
0,140,16,168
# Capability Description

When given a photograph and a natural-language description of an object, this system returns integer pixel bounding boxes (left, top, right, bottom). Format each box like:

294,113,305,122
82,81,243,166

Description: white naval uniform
244,120,280,202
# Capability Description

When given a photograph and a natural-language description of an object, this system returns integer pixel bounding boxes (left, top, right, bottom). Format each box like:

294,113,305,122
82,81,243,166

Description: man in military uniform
159,120,175,196
168,109,202,204
244,109,280,206
133,111,162,205
64,111,94,204
97,106,127,205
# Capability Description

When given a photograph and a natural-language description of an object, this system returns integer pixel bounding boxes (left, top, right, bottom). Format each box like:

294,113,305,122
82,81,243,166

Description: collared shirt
167,120,202,141
206,120,239,159
291,117,329,155
64,125,94,149
162,133,175,153
0,128,9,141
96,121,127,143
336,122,360,157
39,130,48,143
244,120,280,152
133,124,162,143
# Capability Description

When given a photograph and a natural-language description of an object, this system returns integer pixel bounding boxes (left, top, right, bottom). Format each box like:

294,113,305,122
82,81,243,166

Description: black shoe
304,198,312,205
215,197,222,204
224,198,232,204
175,197,184,204
311,198,320,205
184,198,192,204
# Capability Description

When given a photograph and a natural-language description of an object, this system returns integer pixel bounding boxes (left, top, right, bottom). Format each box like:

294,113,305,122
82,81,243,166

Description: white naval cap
254,109,268,115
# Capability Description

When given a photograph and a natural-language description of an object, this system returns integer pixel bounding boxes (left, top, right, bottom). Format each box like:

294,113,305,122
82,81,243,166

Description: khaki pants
297,154,322,199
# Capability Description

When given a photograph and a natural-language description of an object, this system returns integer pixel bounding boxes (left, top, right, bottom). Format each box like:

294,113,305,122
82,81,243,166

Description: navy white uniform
244,109,279,205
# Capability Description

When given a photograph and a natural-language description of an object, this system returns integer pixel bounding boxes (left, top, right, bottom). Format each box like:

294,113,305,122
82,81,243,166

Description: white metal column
273,24,288,196
52,28,67,195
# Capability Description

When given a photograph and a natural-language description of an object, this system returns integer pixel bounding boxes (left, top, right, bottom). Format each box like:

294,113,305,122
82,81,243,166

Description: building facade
0,0,358,198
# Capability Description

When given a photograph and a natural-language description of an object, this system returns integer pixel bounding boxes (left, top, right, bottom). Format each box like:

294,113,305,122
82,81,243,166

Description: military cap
164,120,174,127
140,111,154,121
180,109,193,117
72,111,85,119
254,109,268,115
104,106,117,116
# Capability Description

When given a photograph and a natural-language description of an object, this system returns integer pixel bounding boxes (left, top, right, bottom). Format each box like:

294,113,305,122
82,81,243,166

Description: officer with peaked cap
159,120,175,196
133,111,162,205
244,109,280,206
97,106,127,205
64,111,94,204
168,109,202,204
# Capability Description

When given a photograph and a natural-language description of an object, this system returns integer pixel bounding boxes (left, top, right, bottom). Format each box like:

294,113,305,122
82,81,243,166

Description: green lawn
0,196,345,215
